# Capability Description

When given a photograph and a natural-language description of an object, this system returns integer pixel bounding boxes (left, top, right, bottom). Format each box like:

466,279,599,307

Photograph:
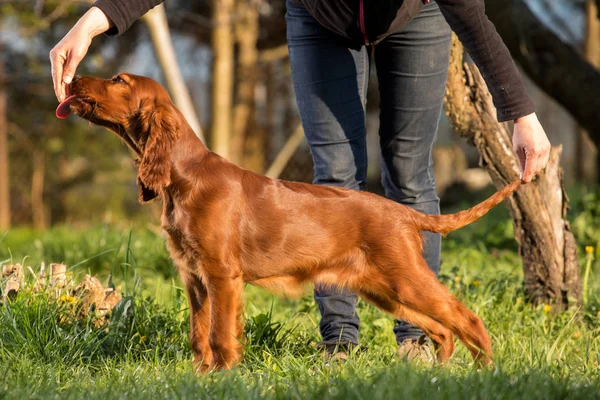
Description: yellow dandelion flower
59,295,77,305
543,304,552,313
597,310,600,317
454,276,461,283
472,280,481,287
573,331,582,339
586,246,594,255
516,298,523,305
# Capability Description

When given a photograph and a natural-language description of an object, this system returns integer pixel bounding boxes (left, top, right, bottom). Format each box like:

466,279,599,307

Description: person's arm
50,1,164,103
93,0,165,36
436,0,550,182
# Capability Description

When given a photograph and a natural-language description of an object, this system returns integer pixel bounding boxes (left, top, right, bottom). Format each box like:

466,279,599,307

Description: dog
56,73,520,373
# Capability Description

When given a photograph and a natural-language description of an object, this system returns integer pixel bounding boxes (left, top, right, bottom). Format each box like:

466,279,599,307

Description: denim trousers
285,0,452,345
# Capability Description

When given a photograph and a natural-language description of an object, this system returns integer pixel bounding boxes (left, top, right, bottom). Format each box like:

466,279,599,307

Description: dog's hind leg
388,258,492,366
356,249,492,366
358,289,455,363
392,259,492,366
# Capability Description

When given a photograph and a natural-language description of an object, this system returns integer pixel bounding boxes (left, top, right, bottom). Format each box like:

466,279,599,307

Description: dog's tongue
56,95,77,119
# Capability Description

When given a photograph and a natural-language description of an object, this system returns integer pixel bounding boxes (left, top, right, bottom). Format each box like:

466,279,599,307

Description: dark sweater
93,0,535,122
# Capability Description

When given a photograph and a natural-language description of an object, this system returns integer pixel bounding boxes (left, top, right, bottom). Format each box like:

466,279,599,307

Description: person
50,0,551,362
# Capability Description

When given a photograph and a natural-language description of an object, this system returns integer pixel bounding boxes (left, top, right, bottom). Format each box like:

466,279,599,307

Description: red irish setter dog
57,73,520,373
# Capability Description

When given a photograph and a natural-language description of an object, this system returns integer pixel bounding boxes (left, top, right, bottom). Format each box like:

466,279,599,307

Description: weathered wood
49,263,67,287
444,34,581,308
2,264,22,301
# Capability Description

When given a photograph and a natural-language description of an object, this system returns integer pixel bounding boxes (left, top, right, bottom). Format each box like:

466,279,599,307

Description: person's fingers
62,52,80,86
523,151,539,183
514,144,527,181
50,48,65,102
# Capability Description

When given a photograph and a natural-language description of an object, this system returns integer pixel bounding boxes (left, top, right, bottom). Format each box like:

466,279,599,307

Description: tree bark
142,4,205,143
444,34,581,308
210,0,235,158
485,0,600,148
0,60,10,231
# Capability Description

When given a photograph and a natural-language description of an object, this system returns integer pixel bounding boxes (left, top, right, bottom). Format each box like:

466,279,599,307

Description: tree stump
444,34,581,309
2,264,22,300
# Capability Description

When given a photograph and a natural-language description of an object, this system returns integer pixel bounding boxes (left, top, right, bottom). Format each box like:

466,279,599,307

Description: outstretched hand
512,113,551,183
50,7,111,102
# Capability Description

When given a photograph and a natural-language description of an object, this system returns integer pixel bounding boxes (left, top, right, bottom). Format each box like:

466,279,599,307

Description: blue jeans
286,1,451,345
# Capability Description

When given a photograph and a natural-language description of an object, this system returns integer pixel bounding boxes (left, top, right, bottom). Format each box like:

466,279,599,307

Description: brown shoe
317,340,358,365
324,350,348,364
397,335,434,363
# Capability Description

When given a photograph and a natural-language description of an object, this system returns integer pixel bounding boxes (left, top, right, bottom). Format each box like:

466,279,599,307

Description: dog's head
57,74,180,202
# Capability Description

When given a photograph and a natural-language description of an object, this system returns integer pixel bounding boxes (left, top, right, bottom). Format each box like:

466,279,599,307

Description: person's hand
50,7,112,102
512,113,551,183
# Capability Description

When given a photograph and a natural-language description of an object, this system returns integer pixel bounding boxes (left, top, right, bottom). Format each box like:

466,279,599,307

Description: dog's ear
138,105,179,192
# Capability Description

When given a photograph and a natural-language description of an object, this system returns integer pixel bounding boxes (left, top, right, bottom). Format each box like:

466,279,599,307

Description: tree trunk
31,149,46,230
444,34,581,309
0,60,10,231
485,0,600,148
231,0,259,167
576,0,600,183
142,4,205,143
210,0,235,158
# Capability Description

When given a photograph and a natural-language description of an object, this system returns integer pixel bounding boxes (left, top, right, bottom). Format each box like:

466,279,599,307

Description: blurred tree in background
0,0,598,232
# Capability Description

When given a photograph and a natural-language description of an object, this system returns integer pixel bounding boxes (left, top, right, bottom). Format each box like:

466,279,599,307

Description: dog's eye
112,75,126,84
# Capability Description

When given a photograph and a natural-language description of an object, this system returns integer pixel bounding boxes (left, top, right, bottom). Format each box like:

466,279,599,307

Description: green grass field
1,189,600,399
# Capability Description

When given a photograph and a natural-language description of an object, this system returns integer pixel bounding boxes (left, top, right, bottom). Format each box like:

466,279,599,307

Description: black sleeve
93,0,166,36
435,0,535,122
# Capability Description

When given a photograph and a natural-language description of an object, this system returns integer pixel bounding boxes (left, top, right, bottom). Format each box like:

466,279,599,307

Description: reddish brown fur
67,73,521,373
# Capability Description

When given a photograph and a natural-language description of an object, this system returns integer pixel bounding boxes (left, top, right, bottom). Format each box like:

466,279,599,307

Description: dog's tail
412,180,521,236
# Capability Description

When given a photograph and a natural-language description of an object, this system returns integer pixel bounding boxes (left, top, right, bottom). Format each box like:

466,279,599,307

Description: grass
1,194,600,399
